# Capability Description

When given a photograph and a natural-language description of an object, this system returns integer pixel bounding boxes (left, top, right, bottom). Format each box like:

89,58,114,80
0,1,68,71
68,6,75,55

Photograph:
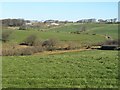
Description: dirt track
34,49,91,55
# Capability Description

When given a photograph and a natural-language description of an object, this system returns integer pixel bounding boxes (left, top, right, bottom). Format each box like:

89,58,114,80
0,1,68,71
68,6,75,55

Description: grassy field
2,50,118,88
84,24,118,39
2,23,119,88
5,23,118,46
9,30,105,45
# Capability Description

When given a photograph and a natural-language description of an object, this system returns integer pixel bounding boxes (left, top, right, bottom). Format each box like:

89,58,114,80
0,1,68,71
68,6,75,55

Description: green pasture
3,23,118,46
2,50,118,88
2,23,119,88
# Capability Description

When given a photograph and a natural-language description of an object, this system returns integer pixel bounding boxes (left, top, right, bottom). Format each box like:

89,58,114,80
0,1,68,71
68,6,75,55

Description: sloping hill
3,23,118,47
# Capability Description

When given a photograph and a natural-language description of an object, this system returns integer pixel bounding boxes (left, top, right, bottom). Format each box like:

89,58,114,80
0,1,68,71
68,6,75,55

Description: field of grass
4,23,118,46
8,30,105,45
2,23,119,88
84,24,118,39
2,50,118,88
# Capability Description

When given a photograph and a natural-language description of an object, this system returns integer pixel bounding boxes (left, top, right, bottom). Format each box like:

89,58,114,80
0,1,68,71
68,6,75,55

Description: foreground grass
2,50,118,88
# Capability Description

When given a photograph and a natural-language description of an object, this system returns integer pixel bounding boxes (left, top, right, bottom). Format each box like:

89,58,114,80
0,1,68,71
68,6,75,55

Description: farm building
51,23,59,26
100,45,119,50
25,22,32,25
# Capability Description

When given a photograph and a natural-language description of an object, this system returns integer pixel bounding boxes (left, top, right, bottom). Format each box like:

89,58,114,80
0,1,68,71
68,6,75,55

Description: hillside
4,23,118,46
2,23,119,88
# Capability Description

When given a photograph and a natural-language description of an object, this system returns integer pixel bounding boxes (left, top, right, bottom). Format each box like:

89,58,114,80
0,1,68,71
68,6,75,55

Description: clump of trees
1,19,30,27
42,39,58,51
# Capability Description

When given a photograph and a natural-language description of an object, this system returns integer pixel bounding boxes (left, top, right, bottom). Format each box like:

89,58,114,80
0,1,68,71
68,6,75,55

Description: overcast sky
1,2,118,21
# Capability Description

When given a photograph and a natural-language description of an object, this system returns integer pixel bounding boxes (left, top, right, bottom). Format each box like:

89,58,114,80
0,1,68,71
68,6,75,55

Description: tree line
1,19,30,26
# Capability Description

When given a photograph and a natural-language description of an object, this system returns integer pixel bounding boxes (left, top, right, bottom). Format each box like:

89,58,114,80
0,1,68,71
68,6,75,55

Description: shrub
3,48,33,56
19,25,27,30
2,30,12,43
42,39,57,47
20,47,33,55
33,39,42,46
2,46,43,56
103,39,119,45
29,46,43,53
42,38,58,51
2,49,12,56
23,34,37,46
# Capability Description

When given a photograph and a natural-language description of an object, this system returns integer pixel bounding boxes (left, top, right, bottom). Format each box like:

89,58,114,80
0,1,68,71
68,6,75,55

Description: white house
51,23,59,26
25,22,32,25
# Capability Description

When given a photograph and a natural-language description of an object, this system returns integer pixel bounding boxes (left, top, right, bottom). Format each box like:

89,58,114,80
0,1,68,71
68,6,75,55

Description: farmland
3,23,118,45
2,23,119,88
2,50,119,88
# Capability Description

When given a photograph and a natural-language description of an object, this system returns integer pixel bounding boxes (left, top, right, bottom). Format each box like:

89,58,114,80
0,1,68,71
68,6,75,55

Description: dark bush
92,33,96,35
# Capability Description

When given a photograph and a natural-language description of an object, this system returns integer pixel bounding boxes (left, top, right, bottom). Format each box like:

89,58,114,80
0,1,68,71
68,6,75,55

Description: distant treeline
1,19,30,26
1,18,119,27
76,18,118,23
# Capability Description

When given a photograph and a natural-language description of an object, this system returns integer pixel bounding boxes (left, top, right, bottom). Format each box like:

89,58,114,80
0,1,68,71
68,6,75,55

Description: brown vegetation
2,45,43,56
2,33,83,56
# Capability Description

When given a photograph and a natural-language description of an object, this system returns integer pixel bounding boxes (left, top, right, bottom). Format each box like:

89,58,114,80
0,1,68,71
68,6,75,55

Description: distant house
51,23,59,26
25,22,32,25
44,20,58,23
